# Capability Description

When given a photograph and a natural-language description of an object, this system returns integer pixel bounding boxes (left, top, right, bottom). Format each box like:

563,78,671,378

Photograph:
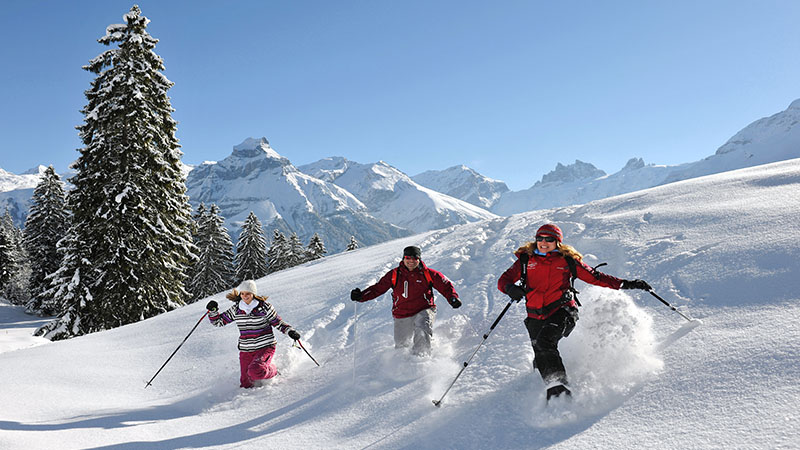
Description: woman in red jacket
497,224,651,401
351,245,461,357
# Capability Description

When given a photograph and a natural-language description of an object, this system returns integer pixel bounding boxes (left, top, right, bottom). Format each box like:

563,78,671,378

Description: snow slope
1,158,799,449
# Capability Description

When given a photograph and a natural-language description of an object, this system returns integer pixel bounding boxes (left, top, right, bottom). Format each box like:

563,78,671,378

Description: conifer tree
34,230,94,339
38,6,195,339
190,204,234,300
186,203,207,285
266,230,288,274
24,166,68,314
0,211,30,305
346,236,359,251
306,233,327,261
234,212,268,283
0,220,14,293
286,232,306,268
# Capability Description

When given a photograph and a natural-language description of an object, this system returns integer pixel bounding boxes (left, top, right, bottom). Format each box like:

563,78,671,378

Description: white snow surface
2,159,800,449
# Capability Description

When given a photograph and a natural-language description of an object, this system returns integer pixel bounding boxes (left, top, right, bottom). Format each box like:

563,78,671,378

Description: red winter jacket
497,250,623,320
360,261,459,319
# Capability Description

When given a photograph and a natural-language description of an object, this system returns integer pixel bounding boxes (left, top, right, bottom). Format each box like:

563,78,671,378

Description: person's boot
546,384,572,402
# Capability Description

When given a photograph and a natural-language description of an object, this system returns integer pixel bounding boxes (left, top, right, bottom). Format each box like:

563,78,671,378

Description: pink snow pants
239,346,277,388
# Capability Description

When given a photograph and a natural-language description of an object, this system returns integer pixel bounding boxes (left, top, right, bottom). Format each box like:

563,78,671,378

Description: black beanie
403,246,421,258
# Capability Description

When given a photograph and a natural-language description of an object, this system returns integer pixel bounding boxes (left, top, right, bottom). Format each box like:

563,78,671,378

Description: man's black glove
504,284,527,302
621,279,652,291
450,298,462,309
206,300,218,312
288,329,301,341
350,288,363,301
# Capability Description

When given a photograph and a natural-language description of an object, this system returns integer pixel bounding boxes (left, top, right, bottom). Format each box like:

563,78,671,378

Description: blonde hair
515,241,583,261
226,289,268,302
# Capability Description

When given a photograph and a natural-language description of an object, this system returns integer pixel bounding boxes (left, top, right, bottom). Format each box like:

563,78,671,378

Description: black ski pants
524,306,578,386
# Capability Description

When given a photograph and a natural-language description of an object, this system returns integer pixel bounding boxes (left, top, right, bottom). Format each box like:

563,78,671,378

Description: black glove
206,300,218,312
621,279,652,291
450,298,462,309
504,284,527,302
288,329,301,341
350,288,363,301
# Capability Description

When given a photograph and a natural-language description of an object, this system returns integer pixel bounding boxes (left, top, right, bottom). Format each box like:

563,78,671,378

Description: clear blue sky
2,1,799,191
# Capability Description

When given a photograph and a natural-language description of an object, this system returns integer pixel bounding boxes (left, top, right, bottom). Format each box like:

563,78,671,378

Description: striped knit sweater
209,301,294,351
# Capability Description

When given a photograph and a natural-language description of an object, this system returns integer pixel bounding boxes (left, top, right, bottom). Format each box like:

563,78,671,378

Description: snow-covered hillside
2,158,799,449
412,165,509,209
184,138,410,251
300,158,497,232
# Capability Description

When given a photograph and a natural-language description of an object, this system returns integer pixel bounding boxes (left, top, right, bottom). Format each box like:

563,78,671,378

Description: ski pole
433,299,515,407
352,301,358,387
145,311,209,388
647,289,695,322
295,339,320,367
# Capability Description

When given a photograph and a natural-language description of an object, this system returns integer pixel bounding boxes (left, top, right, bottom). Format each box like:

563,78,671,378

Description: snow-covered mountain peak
411,165,509,209
297,156,357,182
231,137,287,162
536,160,606,186
185,140,409,251
714,99,800,157
300,157,497,233
622,157,646,171
21,165,49,175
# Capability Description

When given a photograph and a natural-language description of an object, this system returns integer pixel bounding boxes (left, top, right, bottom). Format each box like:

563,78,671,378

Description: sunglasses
403,256,420,260
535,235,557,243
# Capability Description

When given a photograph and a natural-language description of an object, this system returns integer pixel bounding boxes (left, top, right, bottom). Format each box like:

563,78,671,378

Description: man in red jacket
351,245,461,356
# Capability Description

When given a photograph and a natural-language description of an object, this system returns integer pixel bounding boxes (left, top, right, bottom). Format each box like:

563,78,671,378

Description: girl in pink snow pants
206,280,301,388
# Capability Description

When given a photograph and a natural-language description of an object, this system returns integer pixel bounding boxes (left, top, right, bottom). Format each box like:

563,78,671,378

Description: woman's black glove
288,329,301,341
206,300,218,312
504,284,527,302
350,288,363,301
621,279,652,291
450,298,462,309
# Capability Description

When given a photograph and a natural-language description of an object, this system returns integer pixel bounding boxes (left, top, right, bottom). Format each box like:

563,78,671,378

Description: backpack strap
563,256,582,307
519,252,529,290
392,266,433,290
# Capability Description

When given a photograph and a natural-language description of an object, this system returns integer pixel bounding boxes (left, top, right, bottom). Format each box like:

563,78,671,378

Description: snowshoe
546,384,572,402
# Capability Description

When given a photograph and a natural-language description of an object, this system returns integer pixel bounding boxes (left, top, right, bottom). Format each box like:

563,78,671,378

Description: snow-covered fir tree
186,203,207,286
266,230,288,274
23,166,68,314
34,229,94,339
306,233,326,261
346,236,359,251
234,212,268,283
0,210,30,305
286,232,307,268
0,219,14,293
190,204,234,300
38,6,195,339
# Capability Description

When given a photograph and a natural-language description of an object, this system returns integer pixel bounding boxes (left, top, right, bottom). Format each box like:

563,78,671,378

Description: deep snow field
1,159,799,449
